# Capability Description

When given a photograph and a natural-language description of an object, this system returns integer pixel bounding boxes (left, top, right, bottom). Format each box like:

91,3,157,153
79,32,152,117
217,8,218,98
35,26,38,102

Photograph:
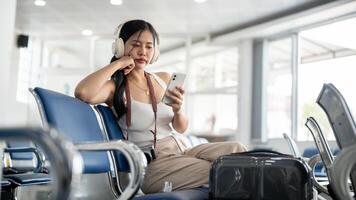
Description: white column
0,0,18,126
236,39,253,147
89,36,98,72
184,36,193,133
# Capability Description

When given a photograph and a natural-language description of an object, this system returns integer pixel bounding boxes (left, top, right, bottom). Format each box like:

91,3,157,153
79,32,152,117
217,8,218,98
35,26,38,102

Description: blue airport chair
7,141,33,160
2,146,50,185
1,144,51,200
1,179,11,187
0,128,82,200
305,117,341,197
315,83,356,198
30,87,146,200
95,104,209,200
1,133,52,199
4,141,46,174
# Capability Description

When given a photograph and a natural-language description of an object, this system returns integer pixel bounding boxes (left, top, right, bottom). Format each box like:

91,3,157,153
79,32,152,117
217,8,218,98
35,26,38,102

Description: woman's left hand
166,86,185,114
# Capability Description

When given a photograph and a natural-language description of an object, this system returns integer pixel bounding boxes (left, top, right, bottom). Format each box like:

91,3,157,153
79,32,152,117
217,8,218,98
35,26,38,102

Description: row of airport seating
2,83,356,200
0,87,209,200
283,83,356,200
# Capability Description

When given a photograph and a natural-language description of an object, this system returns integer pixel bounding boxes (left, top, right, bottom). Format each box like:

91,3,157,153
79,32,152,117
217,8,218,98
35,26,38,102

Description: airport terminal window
42,39,95,96
264,16,356,141
190,48,238,92
157,47,239,136
266,37,293,139
17,43,33,103
297,16,356,141
188,94,237,135
188,47,238,136
16,39,44,103
152,61,186,74
150,49,186,74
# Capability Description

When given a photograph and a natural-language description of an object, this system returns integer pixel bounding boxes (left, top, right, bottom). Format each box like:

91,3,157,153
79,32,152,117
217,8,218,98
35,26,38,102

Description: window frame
256,14,356,142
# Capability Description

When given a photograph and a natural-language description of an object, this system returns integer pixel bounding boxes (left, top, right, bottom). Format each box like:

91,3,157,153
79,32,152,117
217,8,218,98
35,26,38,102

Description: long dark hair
111,20,159,118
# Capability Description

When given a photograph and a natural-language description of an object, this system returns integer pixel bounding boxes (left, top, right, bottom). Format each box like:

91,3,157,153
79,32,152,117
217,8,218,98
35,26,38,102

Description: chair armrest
330,144,356,200
4,147,45,173
305,117,334,169
282,133,301,157
308,154,329,194
75,140,147,200
0,128,83,200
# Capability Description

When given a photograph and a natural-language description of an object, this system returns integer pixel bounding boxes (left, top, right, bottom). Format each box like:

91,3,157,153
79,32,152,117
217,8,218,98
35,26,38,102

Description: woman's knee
141,159,211,193
141,180,159,194
229,141,248,153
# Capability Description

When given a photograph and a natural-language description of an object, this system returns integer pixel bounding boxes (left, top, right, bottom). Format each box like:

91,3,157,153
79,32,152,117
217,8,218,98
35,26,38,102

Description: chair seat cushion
4,173,51,186
133,187,208,200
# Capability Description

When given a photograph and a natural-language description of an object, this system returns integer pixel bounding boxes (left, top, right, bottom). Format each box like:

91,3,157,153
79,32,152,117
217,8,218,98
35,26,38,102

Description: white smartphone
161,73,186,104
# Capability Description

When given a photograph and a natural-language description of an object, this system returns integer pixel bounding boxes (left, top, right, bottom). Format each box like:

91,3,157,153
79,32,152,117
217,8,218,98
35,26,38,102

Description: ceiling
15,0,333,51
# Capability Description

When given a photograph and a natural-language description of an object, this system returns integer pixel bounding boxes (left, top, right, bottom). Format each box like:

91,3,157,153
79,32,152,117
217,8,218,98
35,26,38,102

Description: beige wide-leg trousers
141,136,247,194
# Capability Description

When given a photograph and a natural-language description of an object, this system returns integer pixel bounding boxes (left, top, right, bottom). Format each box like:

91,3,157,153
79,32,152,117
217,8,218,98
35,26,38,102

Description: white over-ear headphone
112,22,160,64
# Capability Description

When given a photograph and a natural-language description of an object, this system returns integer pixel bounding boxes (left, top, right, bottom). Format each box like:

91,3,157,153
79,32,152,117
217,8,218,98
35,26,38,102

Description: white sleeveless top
116,73,174,148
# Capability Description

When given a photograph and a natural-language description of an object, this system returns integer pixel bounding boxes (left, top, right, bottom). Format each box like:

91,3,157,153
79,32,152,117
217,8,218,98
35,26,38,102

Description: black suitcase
209,150,313,200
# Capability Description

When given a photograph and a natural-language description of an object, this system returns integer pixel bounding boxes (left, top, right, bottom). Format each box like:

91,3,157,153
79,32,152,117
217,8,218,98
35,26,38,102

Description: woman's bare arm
156,72,189,133
75,56,134,105
170,86,189,133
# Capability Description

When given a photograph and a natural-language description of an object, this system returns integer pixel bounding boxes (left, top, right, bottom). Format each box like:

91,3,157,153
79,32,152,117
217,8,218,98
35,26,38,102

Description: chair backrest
94,105,129,172
316,83,356,191
282,133,301,157
30,87,110,173
305,117,334,169
317,83,356,149
7,141,33,160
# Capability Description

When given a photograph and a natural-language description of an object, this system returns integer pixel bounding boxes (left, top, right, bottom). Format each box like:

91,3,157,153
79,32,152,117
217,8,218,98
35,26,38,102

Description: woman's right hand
116,56,135,75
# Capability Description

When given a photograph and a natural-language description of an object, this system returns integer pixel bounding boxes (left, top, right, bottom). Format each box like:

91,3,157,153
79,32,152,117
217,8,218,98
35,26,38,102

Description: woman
75,19,247,194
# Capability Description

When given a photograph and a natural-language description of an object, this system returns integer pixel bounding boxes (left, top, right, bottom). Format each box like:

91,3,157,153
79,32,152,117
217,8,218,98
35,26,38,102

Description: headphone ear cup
112,40,118,57
112,38,125,58
149,45,160,64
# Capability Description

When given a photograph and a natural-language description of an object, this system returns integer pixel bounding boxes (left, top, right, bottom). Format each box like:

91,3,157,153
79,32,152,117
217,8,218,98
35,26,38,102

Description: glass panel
190,55,215,91
16,39,44,104
215,48,238,88
16,46,33,103
149,50,186,73
152,61,186,74
188,94,237,135
300,17,356,64
152,47,239,137
266,37,293,139
298,17,356,141
45,39,90,68
298,56,356,141
190,48,238,92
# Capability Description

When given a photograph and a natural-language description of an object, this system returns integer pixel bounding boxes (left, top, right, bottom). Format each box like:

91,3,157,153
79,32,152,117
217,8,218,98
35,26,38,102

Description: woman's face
124,29,155,68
